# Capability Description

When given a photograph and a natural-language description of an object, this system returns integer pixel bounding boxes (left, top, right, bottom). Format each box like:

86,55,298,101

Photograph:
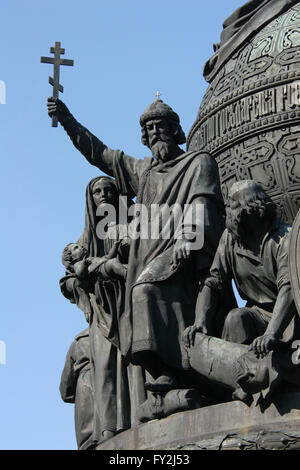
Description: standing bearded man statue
47,96,225,394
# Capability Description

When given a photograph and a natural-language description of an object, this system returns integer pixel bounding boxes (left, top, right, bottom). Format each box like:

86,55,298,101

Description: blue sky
0,0,244,450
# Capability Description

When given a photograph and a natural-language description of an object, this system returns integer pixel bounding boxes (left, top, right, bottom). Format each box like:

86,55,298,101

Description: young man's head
62,243,88,272
226,180,277,241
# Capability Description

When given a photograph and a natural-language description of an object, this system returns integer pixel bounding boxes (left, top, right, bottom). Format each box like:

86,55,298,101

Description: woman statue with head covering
60,176,146,447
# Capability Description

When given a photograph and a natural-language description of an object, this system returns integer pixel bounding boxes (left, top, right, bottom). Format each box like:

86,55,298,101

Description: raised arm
47,97,115,176
47,98,143,197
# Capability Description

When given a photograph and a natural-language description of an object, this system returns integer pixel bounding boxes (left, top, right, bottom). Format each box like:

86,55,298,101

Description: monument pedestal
97,392,300,450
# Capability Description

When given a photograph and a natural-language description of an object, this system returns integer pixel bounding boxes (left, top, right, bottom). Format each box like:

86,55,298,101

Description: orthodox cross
41,42,74,127
155,91,162,100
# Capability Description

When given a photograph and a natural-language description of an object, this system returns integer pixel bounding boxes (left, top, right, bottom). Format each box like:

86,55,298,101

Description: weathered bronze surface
188,1,300,224
289,208,300,315
46,0,300,450
41,41,74,127
97,392,300,450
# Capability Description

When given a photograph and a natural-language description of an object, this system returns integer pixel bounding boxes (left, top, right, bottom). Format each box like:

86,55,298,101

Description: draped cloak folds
59,176,144,442
59,328,94,450
112,151,226,369
60,117,227,371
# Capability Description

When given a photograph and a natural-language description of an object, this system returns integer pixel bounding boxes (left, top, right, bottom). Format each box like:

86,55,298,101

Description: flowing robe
61,117,225,370
60,177,145,443
60,329,94,450
60,245,132,441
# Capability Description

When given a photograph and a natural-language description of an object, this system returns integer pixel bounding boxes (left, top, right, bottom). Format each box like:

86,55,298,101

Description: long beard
151,140,173,162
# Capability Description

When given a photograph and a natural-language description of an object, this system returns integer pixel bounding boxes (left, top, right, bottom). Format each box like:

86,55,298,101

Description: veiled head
91,177,118,208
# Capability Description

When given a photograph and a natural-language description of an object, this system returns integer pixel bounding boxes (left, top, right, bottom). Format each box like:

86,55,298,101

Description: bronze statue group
49,97,300,450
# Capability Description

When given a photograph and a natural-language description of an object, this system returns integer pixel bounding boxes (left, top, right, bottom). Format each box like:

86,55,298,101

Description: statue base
96,392,300,450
